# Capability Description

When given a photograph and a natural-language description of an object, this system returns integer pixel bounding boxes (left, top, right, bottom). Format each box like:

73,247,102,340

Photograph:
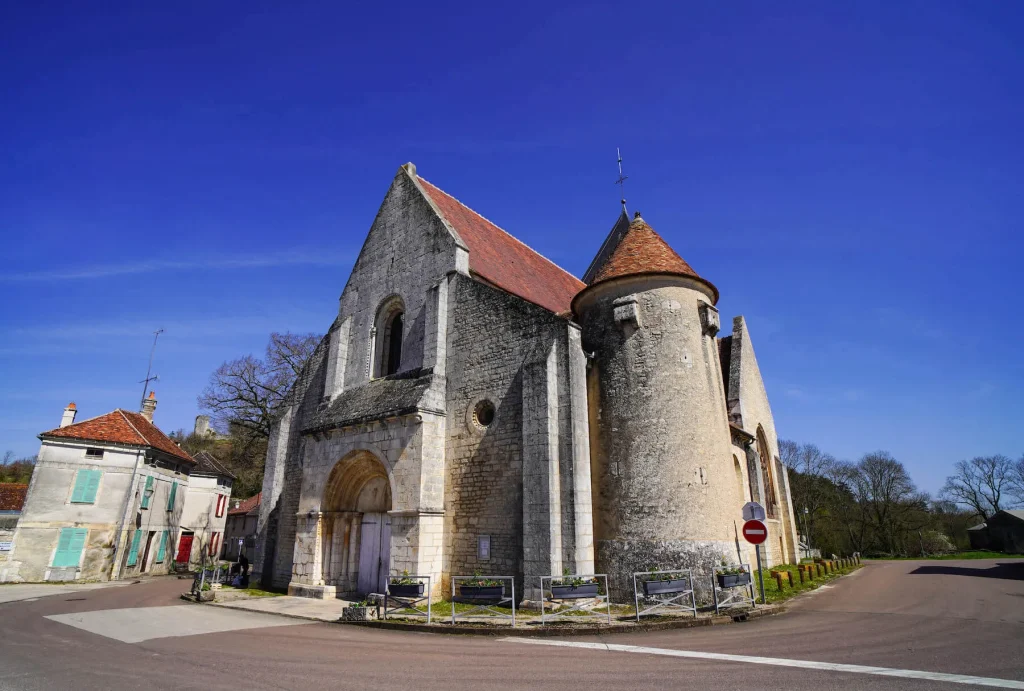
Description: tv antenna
139,329,164,405
615,148,628,213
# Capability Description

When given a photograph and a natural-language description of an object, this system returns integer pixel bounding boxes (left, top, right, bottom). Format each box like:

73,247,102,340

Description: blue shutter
141,476,154,509
166,481,178,511
53,528,87,567
126,530,142,566
155,530,167,563
71,470,101,504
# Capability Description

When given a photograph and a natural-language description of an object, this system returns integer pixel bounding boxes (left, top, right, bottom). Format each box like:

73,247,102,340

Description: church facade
254,163,798,602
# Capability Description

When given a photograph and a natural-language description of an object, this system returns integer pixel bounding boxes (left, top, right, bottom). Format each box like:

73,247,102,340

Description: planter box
717,573,752,588
642,578,689,597
341,606,375,622
388,582,424,598
457,585,506,602
550,582,599,599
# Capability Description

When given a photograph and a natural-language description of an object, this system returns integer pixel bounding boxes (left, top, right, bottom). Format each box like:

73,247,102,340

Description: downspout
110,449,145,581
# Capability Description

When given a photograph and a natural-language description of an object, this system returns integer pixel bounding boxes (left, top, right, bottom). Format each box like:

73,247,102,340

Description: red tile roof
40,410,194,464
0,483,27,512
228,491,261,516
417,177,585,315
585,215,718,303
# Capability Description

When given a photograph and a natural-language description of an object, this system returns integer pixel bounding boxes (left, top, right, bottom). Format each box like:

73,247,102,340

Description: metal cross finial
615,148,628,213
139,328,164,405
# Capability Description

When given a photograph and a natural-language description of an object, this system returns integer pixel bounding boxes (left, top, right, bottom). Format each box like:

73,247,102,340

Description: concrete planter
197,590,215,602
457,585,506,602
341,606,376,622
642,578,689,597
550,583,599,599
388,583,424,598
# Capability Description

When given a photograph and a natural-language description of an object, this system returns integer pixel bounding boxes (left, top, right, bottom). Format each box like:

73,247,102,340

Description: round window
473,400,495,429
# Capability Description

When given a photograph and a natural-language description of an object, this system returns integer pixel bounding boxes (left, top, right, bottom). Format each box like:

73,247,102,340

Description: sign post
742,518,768,604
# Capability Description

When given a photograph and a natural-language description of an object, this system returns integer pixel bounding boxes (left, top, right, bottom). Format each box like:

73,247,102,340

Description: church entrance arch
321,451,393,595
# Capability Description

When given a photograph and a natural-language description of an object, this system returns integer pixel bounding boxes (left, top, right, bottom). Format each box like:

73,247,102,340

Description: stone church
254,163,798,601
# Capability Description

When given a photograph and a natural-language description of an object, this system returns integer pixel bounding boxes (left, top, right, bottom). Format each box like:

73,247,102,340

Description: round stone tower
573,212,744,600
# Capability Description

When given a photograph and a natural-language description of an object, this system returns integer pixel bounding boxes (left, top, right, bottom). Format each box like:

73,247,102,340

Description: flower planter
717,572,751,588
457,585,506,602
642,578,689,597
388,582,424,598
550,582,599,599
341,606,375,622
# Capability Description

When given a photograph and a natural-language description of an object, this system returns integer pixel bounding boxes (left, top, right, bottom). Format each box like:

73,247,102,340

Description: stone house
178,450,234,566
255,163,799,601
0,395,230,582
0,483,28,580
221,492,261,562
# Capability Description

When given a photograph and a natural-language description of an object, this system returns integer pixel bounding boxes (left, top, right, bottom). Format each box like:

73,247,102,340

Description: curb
196,596,784,636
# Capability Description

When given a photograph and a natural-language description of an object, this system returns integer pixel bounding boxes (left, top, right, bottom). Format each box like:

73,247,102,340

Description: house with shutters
0,394,232,583
179,451,234,564
221,492,261,562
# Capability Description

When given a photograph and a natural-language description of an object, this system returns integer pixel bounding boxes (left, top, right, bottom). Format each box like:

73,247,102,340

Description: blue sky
2,1,1021,495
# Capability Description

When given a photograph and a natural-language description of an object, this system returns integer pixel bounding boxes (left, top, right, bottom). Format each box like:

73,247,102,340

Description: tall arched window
757,427,778,519
374,296,405,378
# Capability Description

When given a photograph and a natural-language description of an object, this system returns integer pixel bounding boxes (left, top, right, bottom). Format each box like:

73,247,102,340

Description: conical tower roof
576,212,718,308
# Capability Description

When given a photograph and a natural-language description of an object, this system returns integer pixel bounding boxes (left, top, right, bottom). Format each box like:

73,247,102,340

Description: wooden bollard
787,571,794,587
798,567,806,583
817,563,823,577
774,572,784,590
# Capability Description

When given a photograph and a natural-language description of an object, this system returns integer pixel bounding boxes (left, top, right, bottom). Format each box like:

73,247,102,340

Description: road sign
742,519,768,545
742,502,766,522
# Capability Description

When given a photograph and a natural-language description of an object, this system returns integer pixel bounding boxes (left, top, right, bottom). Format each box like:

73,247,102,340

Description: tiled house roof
0,483,28,512
39,410,194,464
192,450,235,479
583,214,718,304
417,177,585,315
228,492,261,516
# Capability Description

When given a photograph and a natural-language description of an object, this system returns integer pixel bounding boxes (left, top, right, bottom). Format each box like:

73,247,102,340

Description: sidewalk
210,592,356,622
0,581,130,604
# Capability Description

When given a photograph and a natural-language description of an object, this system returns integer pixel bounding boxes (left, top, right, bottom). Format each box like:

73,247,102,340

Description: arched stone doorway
321,451,393,595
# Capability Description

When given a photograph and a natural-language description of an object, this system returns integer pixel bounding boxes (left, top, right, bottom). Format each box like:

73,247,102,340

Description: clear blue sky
2,1,1021,495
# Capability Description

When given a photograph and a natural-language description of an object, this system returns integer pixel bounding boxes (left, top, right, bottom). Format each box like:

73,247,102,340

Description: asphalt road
1,558,1021,690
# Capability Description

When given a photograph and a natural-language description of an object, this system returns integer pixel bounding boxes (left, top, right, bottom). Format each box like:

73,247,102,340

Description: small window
140,475,154,509
84,448,104,459
70,469,102,504
473,400,495,429
478,535,491,560
215,495,226,518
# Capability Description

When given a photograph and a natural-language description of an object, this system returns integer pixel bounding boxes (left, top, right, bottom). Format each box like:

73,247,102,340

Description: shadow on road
910,562,1024,581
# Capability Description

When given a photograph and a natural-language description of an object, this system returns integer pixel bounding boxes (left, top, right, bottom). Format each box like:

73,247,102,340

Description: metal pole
755,544,766,604
140,328,164,404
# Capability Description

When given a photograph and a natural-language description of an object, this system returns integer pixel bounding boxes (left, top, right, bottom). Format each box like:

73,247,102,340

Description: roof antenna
139,328,164,406
615,148,628,214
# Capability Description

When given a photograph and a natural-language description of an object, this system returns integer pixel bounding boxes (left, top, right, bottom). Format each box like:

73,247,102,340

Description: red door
175,533,194,564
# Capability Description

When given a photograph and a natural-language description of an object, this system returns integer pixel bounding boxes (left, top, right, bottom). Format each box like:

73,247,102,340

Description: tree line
0,451,35,484
783,440,1024,557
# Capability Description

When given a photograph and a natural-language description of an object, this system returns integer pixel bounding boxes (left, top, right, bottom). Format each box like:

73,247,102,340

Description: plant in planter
341,599,376,621
388,570,424,598
642,571,690,596
550,568,600,599
457,572,505,601
716,561,752,588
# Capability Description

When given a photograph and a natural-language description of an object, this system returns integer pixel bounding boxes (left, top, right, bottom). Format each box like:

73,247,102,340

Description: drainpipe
110,449,145,581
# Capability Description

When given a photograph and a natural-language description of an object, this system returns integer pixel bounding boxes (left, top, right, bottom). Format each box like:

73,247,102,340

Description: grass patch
751,560,862,604
867,551,1024,561
222,585,283,597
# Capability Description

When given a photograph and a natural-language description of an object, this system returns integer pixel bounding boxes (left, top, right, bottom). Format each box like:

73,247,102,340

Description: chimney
60,402,77,428
141,391,157,422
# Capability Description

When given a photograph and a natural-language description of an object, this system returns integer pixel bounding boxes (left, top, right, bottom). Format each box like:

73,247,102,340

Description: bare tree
847,451,929,555
780,439,838,548
1011,454,1024,506
198,331,321,438
940,455,1018,521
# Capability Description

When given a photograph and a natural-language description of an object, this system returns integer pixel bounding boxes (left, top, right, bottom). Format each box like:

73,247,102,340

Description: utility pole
139,329,164,405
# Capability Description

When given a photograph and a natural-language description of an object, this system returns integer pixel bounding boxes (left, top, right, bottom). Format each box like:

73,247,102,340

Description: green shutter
126,530,142,566
53,528,87,568
71,470,101,504
155,530,167,563
141,476,154,509
166,481,177,511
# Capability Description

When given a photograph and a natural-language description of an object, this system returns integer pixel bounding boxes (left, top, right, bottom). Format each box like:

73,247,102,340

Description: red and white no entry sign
742,519,768,545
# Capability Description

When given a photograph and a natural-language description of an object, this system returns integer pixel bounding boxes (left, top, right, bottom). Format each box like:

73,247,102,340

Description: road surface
0,558,1021,690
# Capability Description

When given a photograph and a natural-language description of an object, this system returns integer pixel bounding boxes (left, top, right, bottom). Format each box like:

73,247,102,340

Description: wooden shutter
127,530,142,566
166,481,177,511
141,476,154,509
155,530,167,563
71,470,101,504
53,528,87,568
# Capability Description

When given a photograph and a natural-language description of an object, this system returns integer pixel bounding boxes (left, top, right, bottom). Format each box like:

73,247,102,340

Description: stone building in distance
256,163,798,601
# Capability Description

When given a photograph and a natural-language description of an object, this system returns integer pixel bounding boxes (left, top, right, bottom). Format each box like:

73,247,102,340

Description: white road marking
502,638,1024,689
46,605,306,643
